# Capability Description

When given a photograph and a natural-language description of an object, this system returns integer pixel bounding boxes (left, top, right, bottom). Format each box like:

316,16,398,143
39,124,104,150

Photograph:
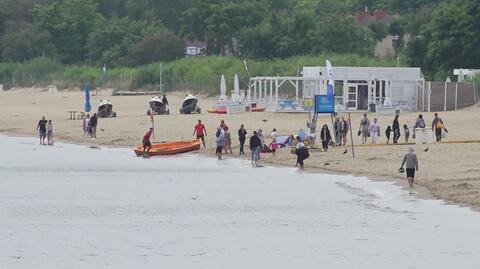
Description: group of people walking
357,112,447,145
36,116,54,145
82,113,98,139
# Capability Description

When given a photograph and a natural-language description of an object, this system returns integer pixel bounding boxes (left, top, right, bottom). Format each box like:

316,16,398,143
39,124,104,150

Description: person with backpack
432,113,446,142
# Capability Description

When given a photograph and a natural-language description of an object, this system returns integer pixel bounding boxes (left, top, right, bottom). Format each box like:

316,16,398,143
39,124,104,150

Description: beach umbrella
233,74,240,102
84,82,91,113
219,74,227,102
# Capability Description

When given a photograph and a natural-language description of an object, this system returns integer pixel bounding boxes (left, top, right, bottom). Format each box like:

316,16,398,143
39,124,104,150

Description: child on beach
385,126,392,144
403,124,410,143
83,114,90,137
269,138,279,156
47,120,54,145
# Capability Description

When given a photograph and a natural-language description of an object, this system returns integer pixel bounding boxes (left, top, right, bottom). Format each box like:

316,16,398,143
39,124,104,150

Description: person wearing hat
400,148,419,190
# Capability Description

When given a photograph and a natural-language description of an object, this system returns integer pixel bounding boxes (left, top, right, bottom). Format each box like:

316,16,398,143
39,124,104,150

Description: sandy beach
1,88,480,209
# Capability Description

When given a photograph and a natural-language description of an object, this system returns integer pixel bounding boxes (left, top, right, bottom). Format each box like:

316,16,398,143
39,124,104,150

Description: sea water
0,135,479,269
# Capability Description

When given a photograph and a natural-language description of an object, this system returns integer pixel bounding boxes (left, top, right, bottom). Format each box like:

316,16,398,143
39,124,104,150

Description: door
347,85,357,109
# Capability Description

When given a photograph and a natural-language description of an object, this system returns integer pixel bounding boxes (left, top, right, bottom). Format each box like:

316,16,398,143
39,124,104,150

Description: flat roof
303,66,424,81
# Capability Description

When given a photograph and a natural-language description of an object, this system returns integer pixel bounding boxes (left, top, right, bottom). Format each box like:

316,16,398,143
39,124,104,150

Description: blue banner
315,95,334,114
84,83,91,112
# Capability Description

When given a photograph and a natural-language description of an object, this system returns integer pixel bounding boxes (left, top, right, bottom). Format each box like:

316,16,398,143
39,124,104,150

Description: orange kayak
134,140,201,156
251,107,266,112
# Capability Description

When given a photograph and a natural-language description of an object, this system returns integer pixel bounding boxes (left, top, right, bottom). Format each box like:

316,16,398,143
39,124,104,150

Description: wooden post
455,82,458,111
348,113,355,158
444,81,447,112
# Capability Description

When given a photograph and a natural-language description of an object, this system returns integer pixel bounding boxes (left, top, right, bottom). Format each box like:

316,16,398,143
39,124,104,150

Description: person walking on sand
359,114,370,144
370,118,380,144
83,114,90,137
400,148,419,190
269,137,279,156
37,116,48,145
320,124,332,151
340,116,349,146
385,126,392,144
334,117,341,146
393,114,401,144
89,113,98,138
193,119,207,148
47,120,54,145
249,131,262,167
432,113,446,142
403,124,410,143
216,127,225,160
238,124,247,155
142,128,153,154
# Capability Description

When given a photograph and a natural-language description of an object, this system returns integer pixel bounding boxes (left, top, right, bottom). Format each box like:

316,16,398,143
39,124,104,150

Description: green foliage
86,17,162,66
33,0,105,63
2,23,56,62
124,32,185,66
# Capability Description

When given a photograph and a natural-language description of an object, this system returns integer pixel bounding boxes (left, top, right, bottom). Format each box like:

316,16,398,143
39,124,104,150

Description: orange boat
134,140,201,156
251,107,266,112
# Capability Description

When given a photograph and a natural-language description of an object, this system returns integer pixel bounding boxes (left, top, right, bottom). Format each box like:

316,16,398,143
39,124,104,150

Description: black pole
348,113,355,158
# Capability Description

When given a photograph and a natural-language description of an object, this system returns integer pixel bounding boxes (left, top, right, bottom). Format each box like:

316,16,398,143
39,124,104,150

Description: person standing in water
249,131,262,167
37,116,48,145
142,127,153,154
47,120,54,145
400,148,419,190
193,119,207,148
392,114,401,144
370,118,381,144
238,124,247,155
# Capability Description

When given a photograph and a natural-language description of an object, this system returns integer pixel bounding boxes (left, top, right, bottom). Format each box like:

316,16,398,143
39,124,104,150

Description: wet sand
1,88,480,209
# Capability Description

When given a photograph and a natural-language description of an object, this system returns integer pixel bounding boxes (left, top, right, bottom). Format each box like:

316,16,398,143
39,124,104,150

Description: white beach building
249,66,426,112
302,66,425,111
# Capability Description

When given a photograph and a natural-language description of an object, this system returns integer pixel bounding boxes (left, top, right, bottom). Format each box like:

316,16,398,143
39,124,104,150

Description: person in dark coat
249,131,262,167
162,94,169,107
238,124,247,155
392,114,401,144
320,124,332,151
294,138,309,170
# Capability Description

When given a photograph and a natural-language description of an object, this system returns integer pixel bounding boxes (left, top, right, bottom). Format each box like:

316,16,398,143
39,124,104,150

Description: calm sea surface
1,135,479,268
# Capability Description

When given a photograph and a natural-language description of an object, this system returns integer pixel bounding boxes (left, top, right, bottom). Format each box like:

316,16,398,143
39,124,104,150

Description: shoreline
1,88,480,211
0,131,448,211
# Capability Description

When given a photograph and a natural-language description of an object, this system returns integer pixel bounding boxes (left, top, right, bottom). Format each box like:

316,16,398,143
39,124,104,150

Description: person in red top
143,128,153,153
193,119,207,147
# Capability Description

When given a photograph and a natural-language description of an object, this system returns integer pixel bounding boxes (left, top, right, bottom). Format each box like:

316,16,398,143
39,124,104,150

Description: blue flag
84,83,91,112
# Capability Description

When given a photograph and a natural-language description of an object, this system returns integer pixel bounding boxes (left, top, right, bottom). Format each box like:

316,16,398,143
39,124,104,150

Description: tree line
0,0,479,80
